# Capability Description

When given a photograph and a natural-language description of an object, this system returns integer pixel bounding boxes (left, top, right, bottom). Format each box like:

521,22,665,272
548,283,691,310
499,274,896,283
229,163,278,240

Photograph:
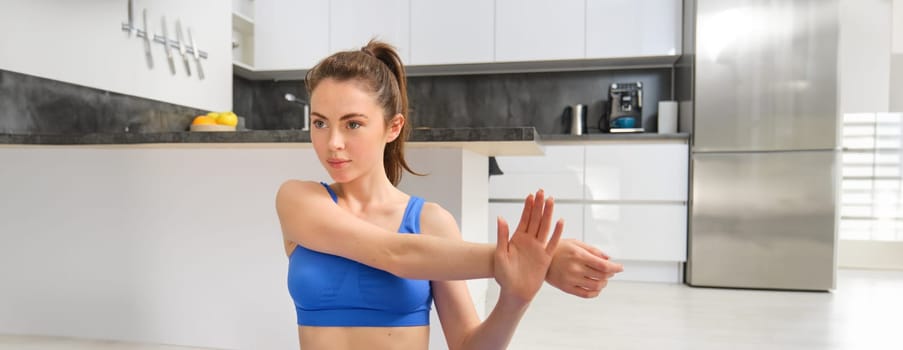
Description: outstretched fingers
516,194,534,235
526,190,545,234
545,219,565,254
535,196,555,241
496,216,510,254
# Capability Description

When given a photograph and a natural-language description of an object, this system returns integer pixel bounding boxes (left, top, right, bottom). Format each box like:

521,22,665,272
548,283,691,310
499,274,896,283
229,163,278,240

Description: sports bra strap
320,182,338,203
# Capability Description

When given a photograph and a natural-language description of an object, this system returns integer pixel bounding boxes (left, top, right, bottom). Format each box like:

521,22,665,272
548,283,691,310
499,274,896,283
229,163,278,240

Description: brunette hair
305,39,422,186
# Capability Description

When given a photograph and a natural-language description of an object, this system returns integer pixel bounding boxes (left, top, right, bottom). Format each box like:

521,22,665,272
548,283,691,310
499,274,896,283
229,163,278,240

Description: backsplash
1,67,672,135
0,69,205,134
233,68,672,135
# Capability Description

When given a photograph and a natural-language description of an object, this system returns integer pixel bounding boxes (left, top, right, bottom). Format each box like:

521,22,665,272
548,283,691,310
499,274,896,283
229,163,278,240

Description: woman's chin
327,171,353,183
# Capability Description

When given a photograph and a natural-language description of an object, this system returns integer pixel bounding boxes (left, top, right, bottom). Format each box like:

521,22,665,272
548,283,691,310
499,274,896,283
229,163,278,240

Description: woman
276,40,623,350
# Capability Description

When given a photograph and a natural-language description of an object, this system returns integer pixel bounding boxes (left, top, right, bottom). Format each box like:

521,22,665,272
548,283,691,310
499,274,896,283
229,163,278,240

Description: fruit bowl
190,124,237,132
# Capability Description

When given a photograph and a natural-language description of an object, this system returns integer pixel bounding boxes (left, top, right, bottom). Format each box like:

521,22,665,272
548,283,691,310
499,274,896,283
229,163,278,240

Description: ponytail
305,39,422,186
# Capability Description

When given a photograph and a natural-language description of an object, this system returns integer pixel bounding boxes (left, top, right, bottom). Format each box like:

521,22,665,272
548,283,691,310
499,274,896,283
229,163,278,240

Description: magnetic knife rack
120,0,208,79
120,23,208,60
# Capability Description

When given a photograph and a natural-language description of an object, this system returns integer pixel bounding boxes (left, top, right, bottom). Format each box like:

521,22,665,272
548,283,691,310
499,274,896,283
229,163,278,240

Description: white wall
0,145,488,350
891,0,903,112
895,0,903,54
0,0,232,112
838,0,892,114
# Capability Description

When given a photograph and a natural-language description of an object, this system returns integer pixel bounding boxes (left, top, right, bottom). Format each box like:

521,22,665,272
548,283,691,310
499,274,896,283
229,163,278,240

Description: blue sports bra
287,182,432,327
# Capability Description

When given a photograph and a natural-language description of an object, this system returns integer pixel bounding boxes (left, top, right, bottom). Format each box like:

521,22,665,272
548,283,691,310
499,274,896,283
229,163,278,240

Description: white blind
840,113,903,241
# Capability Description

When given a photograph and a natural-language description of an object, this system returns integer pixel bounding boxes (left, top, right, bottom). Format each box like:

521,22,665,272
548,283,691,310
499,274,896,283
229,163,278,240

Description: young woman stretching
276,40,623,350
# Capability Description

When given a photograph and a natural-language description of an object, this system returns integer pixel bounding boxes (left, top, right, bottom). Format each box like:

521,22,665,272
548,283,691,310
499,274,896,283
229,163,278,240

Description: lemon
216,112,239,127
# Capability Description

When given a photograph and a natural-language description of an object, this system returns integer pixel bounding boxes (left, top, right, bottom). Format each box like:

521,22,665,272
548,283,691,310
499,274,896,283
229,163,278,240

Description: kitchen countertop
542,132,689,144
0,127,544,156
0,127,537,145
0,128,689,156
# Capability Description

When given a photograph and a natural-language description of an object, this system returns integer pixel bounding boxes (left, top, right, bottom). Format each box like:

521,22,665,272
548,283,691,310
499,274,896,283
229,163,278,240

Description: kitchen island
0,128,687,350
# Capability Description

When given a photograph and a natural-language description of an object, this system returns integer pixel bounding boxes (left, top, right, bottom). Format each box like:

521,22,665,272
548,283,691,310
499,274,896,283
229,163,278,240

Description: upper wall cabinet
330,0,411,62
410,0,494,65
586,0,682,58
495,0,586,62
240,0,682,77
254,0,329,70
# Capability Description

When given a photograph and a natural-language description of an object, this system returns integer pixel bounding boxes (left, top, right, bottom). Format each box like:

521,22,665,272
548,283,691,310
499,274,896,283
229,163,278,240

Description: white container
658,101,678,134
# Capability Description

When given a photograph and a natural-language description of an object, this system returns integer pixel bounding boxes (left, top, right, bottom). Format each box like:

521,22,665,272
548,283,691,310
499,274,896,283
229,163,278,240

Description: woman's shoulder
278,179,323,195
276,180,329,206
418,201,461,239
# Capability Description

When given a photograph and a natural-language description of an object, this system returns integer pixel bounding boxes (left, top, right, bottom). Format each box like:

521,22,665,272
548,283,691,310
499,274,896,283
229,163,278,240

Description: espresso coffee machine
601,82,644,133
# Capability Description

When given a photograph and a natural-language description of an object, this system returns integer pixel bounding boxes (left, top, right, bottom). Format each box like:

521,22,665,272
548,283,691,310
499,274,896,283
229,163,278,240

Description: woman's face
309,78,402,184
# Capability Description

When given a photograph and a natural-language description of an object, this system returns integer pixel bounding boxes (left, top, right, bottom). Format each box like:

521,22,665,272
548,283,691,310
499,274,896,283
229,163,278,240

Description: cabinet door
489,145,585,200
495,0,585,62
583,144,688,201
330,0,411,62
584,204,686,261
586,0,681,58
254,0,329,70
410,0,494,65
490,202,584,243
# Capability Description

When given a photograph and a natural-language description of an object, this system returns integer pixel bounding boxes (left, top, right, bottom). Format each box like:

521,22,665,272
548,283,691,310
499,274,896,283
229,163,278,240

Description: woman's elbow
379,238,420,279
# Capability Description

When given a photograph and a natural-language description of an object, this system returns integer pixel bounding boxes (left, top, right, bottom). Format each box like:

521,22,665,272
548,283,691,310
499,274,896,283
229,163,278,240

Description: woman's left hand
494,190,564,305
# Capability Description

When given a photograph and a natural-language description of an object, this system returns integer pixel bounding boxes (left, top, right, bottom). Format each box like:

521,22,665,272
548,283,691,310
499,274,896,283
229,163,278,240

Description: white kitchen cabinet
585,0,682,58
583,143,688,201
489,202,585,243
254,0,330,70
490,145,585,200
489,141,689,282
330,0,411,62
494,0,586,62
410,0,495,65
583,203,687,261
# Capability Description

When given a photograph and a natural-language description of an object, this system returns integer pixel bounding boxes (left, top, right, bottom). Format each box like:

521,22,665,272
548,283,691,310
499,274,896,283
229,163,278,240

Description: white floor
2,269,902,350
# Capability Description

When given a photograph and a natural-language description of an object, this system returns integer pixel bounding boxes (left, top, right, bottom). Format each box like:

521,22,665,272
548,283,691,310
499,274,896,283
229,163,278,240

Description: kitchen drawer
493,145,584,173
489,202,583,243
584,144,688,201
583,203,686,262
490,173,585,200
490,145,584,200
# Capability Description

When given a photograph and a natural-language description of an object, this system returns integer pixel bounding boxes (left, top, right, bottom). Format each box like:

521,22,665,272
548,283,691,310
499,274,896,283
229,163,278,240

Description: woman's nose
328,129,344,150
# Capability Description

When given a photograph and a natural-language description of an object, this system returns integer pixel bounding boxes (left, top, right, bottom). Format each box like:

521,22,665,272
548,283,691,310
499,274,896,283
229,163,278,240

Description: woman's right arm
276,180,546,281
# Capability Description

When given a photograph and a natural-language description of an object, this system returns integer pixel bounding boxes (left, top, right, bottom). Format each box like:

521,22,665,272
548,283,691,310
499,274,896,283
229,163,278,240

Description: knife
176,20,191,76
127,0,136,37
142,9,153,69
161,16,175,74
188,27,204,79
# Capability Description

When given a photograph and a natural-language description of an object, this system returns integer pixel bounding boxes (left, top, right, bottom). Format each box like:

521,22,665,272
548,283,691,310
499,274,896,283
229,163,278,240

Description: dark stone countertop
0,128,687,156
0,128,690,146
541,132,689,143
0,127,539,145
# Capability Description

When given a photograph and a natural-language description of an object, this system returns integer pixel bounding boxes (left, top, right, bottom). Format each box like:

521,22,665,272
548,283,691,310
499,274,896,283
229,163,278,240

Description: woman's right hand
494,190,564,305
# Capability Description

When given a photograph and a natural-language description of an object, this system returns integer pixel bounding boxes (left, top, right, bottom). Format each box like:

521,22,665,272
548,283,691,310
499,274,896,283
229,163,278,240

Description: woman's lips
327,159,350,169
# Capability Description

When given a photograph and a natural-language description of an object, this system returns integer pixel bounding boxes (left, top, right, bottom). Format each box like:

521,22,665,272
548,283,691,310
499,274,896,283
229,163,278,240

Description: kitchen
1,0,902,349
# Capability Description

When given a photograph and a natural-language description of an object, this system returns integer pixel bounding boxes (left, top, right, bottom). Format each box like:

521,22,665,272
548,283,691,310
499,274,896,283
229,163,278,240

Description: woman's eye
347,121,361,129
312,120,326,129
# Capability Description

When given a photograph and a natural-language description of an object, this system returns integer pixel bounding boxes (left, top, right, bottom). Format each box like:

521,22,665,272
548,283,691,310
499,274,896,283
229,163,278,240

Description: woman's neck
333,171,405,211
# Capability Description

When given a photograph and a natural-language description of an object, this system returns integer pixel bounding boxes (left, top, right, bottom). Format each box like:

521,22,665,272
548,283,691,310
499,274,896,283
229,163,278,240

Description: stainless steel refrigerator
685,0,840,291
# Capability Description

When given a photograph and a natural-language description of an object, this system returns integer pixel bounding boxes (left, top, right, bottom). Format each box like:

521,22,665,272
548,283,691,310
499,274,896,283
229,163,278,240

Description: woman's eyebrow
309,112,368,120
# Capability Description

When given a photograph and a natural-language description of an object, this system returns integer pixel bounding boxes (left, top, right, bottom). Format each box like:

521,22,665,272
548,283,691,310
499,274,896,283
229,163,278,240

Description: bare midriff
298,325,430,350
